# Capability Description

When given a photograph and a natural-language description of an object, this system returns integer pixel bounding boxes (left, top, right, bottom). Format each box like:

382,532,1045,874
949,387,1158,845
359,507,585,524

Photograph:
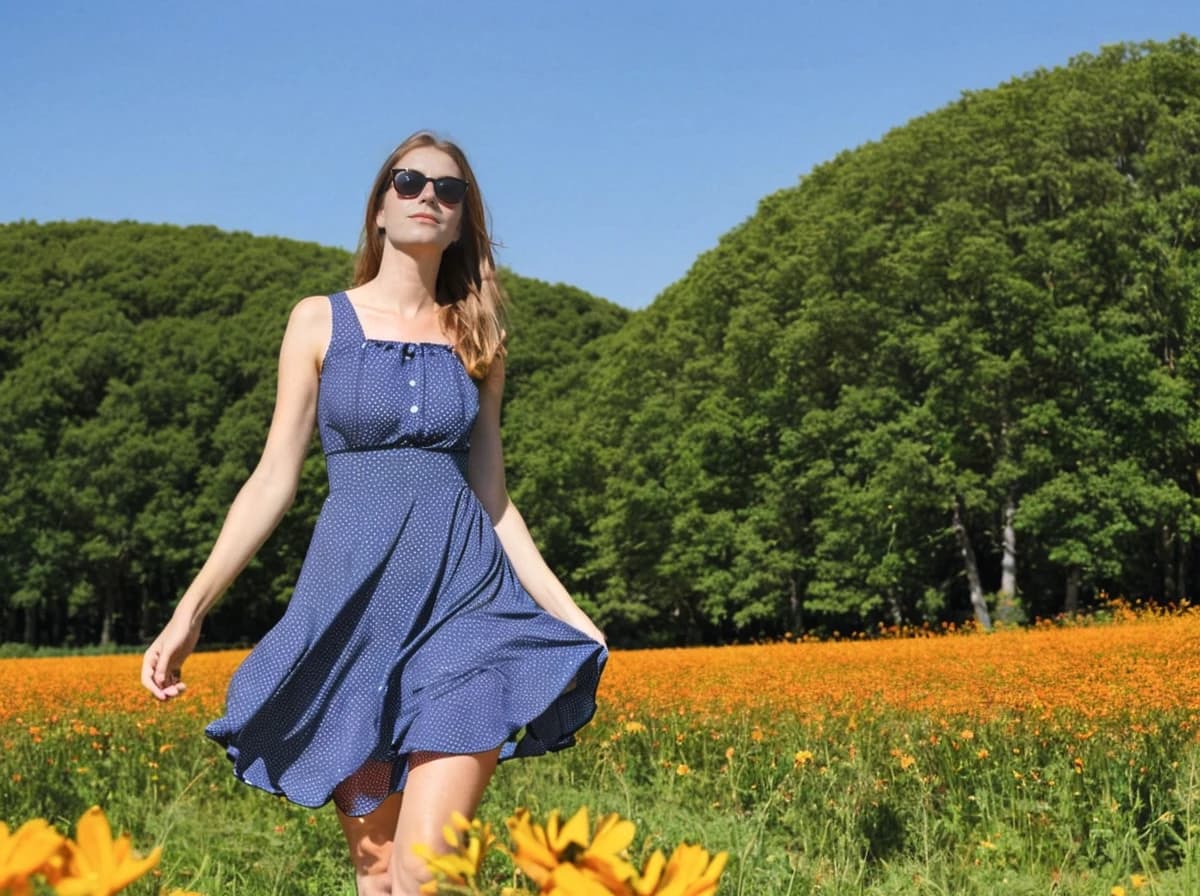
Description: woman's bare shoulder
284,294,333,340
289,294,333,327
278,295,335,368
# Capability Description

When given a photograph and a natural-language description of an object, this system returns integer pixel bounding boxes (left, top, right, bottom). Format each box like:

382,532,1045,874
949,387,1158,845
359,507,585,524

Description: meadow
3,607,1199,895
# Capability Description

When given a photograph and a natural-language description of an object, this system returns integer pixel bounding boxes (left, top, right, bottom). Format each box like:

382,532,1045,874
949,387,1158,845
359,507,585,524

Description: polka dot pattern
205,291,608,816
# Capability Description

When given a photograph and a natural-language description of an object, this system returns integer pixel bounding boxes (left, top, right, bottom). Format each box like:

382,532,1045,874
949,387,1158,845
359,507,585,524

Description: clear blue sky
2,1,1195,309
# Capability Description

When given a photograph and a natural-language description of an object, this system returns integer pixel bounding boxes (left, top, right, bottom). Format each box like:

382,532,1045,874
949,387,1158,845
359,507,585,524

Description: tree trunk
996,493,1020,624
788,575,802,634
1177,541,1188,604
952,496,992,630
1156,522,1176,599
100,586,114,646
139,582,154,643
1064,567,1081,615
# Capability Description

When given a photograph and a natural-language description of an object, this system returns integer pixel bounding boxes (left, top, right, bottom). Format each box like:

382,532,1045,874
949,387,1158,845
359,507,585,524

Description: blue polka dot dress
205,291,607,816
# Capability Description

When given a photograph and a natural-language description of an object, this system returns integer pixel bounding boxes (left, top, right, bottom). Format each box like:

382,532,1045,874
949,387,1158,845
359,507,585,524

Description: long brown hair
353,132,507,380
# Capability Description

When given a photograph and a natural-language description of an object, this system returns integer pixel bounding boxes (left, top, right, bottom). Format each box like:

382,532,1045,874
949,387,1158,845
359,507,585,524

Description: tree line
504,36,1200,644
1,37,1198,648
0,221,626,647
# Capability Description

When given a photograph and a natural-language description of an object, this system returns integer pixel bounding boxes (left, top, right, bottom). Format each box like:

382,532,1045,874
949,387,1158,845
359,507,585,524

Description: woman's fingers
141,641,188,701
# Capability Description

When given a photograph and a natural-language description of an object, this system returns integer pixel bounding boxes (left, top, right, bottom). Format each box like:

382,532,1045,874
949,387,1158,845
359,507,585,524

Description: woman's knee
390,844,433,894
338,790,402,893
353,867,392,896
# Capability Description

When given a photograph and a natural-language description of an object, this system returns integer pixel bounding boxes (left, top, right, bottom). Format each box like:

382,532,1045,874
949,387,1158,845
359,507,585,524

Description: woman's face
375,146,466,254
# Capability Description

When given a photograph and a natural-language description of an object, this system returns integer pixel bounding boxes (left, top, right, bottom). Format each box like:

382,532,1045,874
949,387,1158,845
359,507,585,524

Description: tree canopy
0,221,627,646
2,37,1198,648
506,36,1200,644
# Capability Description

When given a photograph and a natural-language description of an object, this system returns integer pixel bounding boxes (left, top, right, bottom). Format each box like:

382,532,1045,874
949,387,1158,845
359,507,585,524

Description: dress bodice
317,292,479,456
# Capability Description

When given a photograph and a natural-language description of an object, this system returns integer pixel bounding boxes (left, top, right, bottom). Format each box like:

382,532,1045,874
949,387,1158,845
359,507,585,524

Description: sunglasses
388,168,469,204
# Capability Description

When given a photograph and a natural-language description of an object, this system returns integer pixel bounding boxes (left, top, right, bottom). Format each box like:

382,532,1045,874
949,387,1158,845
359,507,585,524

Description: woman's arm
141,295,329,699
467,356,606,646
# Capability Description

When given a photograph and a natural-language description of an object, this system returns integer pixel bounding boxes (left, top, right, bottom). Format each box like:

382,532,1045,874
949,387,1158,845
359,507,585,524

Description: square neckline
336,291,456,350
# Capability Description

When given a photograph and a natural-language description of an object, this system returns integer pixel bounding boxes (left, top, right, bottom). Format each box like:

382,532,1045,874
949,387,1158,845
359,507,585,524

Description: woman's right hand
140,614,201,701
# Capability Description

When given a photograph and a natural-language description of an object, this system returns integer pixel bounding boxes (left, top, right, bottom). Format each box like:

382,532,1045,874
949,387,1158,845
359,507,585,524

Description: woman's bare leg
337,789,402,896
390,748,502,896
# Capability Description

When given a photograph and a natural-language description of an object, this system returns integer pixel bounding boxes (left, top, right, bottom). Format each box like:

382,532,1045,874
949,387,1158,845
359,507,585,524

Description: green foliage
0,221,626,647
4,685,1197,894
507,36,1200,641
4,38,1200,647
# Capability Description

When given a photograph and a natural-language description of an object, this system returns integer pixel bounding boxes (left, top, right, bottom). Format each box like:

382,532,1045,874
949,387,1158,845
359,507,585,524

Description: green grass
3,704,1197,894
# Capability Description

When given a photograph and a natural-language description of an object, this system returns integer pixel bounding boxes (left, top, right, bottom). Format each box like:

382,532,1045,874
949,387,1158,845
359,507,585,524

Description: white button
409,379,416,387
410,405,419,413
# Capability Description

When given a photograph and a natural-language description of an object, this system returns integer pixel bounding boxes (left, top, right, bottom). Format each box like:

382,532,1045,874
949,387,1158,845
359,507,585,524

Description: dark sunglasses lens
393,170,427,197
433,178,467,203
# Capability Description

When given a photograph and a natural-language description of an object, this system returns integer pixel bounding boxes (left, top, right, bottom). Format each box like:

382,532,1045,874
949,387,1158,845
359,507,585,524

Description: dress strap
328,291,366,347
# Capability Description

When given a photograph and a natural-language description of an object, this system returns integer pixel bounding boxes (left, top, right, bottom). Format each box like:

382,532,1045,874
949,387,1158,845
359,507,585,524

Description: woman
140,132,608,896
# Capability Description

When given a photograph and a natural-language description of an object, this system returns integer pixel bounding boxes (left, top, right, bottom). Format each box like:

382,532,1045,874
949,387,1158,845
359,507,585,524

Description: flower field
2,610,1199,894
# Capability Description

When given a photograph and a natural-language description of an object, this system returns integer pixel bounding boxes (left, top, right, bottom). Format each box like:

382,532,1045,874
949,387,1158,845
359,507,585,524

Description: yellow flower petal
633,843,728,896
0,818,66,885
59,807,160,896
549,807,590,854
631,850,667,896
589,813,636,857
546,862,621,896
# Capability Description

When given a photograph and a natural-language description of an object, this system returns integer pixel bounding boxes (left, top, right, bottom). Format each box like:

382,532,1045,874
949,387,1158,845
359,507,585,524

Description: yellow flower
631,843,728,896
577,811,637,890
0,817,66,894
624,721,647,734
676,764,690,776
53,806,161,896
507,807,591,887
793,750,814,767
1130,872,1149,890
889,749,916,770
412,811,496,888
543,861,620,896
1111,886,1127,896
506,807,636,893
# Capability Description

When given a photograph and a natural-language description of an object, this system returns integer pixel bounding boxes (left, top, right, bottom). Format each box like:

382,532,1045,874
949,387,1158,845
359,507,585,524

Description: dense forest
2,37,1198,648
0,223,627,647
